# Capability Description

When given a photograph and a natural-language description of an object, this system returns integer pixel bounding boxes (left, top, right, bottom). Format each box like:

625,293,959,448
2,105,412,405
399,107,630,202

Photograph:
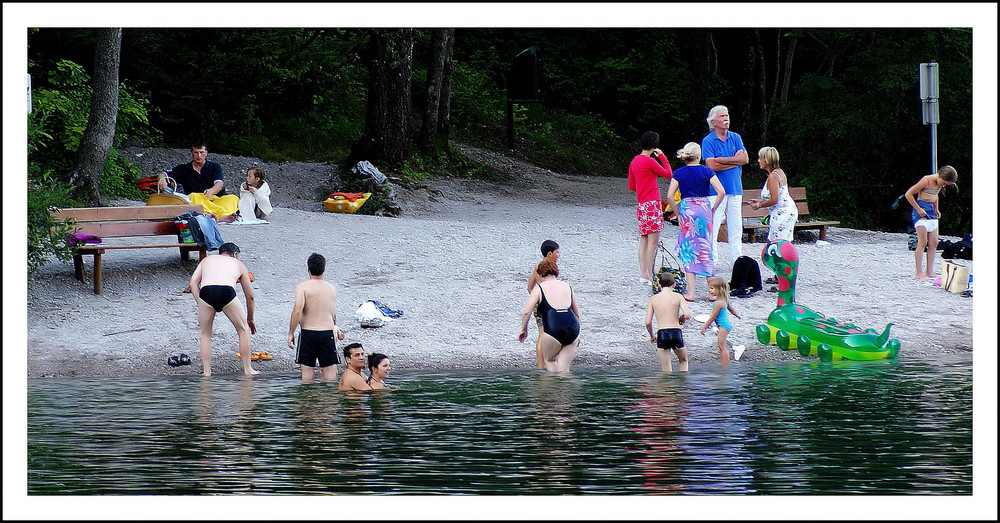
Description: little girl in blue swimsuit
701,277,742,366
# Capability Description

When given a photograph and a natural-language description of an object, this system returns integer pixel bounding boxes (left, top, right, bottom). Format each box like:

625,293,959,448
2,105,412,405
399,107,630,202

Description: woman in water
366,353,391,390
518,259,580,372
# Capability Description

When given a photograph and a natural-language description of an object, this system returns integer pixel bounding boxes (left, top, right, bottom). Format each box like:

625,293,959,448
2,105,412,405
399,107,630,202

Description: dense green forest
27,27,973,270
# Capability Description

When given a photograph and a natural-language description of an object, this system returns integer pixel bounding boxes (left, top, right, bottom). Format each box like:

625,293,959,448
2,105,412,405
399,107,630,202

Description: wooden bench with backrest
740,187,840,242
50,204,207,294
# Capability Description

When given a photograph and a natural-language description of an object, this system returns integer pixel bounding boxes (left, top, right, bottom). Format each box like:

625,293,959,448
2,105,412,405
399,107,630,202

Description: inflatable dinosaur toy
755,240,901,361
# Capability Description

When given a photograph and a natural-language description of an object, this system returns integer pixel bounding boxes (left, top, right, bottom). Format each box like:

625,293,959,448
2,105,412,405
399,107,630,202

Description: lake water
27,357,972,496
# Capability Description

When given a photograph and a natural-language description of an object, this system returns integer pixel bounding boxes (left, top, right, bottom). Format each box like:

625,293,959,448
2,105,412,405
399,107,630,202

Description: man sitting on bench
158,142,239,221
189,242,258,376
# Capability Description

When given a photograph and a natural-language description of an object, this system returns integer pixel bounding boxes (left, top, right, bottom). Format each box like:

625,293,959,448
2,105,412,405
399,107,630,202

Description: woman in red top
628,131,673,284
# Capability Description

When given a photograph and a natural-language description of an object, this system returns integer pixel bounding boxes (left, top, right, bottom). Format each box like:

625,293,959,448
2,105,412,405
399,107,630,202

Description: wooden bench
740,187,840,242
50,204,207,294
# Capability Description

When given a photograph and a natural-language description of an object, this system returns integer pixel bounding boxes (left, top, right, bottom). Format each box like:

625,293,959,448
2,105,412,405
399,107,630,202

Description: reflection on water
27,357,972,495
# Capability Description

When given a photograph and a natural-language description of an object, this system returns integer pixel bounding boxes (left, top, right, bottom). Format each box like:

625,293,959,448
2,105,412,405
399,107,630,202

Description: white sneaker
639,278,651,285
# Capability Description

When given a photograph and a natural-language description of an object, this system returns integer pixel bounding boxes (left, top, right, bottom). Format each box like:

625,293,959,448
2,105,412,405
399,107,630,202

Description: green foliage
100,149,145,200
27,171,82,275
399,147,502,183
121,28,367,162
28,58,158,200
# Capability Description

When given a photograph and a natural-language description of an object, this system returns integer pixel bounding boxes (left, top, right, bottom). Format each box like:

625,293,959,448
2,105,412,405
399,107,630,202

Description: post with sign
919,62,940,173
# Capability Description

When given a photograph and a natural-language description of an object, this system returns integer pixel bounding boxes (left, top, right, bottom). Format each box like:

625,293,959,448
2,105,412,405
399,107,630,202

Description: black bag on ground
942,234,972,260
729,256,762,295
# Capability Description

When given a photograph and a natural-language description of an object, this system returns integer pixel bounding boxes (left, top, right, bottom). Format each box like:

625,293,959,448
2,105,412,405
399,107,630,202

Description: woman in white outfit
238,167,273,221
748,147,797,242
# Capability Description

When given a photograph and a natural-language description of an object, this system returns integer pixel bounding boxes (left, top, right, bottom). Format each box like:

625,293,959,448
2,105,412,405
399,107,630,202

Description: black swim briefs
199,285,237,312
296,329,341,368
656,328,685,351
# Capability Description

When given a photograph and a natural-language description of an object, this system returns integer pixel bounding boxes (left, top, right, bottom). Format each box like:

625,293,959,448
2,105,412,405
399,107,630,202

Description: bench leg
818,227,827,241
74,254,85,282
198,247,207,260
180,247,190,261
93,253,103,294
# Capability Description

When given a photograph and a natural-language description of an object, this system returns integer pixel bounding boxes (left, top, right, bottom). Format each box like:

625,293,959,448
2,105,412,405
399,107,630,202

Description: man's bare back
295,279,338,331
194,254,246,288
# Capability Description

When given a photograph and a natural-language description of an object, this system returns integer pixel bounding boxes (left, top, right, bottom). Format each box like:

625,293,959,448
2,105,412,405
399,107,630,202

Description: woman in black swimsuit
518,259,580,372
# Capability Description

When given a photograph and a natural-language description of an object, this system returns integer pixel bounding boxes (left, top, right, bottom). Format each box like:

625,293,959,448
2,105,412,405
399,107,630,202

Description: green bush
29,59,157,200
27,171,82,275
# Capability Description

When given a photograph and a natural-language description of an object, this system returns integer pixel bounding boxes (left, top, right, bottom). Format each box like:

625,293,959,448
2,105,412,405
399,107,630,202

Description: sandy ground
25,146,974,378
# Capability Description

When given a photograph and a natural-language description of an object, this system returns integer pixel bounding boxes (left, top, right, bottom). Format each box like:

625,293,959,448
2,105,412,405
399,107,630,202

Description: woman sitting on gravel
665,142,725,302
518,259,580,372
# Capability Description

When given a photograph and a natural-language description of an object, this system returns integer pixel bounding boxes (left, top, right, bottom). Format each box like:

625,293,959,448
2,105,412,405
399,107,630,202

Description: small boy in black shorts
644,272,693,371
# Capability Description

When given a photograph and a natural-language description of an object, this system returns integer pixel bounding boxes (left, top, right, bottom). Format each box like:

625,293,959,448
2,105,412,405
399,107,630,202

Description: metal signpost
919,62,940,173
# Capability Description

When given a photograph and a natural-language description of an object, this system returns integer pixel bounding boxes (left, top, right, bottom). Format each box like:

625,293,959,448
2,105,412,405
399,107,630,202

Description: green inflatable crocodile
755,240,901,361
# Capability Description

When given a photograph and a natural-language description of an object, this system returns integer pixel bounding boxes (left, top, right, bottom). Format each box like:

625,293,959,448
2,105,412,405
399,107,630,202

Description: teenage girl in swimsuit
904,165,958,280
518,258,580,372
700,277,741,367
366,353,391,389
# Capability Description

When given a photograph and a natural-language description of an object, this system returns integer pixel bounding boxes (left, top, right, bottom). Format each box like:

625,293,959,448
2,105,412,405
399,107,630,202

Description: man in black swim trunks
287,253,344,383
645,272,693,372
189,242,258,377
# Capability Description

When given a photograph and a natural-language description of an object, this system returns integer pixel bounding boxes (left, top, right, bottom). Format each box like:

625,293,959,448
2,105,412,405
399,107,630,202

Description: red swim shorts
637,200,664,235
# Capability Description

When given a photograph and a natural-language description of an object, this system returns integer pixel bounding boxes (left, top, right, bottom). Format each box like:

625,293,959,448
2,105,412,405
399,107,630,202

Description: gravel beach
25,145,975,378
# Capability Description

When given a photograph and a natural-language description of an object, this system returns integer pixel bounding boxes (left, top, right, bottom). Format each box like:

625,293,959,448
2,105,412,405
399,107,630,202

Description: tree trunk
737,30,757,142
436,29,456,146
351,28,413,166
780,31,798,106
688,29,715,134
419,28,452,155
771,30,782,106
754,29,768,146
67,28,122,206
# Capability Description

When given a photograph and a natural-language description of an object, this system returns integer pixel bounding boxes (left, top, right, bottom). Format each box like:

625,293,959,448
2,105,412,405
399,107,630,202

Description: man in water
288,253,345,383
158,142,226,197
189,242,257,377
338,343,371,391
701,105,749,270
